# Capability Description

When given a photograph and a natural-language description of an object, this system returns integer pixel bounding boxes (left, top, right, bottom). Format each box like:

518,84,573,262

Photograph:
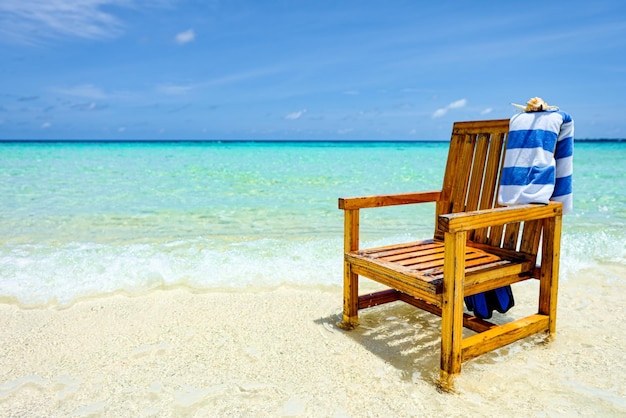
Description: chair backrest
434,119,542,256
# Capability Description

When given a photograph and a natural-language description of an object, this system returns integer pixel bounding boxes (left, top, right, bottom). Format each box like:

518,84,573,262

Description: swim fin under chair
338,119,562,390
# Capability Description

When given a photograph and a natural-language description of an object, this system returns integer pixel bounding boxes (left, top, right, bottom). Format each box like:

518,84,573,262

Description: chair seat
345,239,535,297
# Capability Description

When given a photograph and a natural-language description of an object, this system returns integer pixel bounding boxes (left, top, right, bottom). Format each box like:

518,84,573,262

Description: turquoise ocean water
0,141,624,306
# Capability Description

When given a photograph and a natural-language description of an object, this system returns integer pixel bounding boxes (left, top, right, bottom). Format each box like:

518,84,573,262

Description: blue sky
1,0,625,140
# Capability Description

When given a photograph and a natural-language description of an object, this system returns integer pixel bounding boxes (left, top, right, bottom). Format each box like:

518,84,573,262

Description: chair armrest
438,202,562,233
338,190,441,210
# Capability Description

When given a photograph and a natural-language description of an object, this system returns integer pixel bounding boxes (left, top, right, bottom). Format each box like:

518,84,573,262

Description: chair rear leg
439,231,466,391
339,208,360,329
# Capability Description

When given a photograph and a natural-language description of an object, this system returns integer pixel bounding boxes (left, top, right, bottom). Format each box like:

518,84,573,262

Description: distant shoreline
0,138,624,144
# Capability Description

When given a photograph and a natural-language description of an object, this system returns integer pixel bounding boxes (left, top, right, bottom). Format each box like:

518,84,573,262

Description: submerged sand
1,276,625,417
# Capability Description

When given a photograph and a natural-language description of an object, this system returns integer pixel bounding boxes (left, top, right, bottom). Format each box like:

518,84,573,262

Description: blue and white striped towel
498,110,574,213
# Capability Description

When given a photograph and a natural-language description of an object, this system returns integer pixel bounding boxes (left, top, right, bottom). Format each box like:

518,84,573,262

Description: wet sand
1,277,625,417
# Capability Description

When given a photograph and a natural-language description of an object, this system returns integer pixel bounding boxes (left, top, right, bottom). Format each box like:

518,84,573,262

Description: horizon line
0,138,624,144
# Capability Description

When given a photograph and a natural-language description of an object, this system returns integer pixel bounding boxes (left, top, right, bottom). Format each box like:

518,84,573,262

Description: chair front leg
539,214,562,335
439,230,466,390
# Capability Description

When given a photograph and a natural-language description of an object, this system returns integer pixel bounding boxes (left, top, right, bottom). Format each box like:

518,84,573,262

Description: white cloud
448,99,467,109
481,107,493,115
285,109,307,120
41,122,52,129
175,29,195,45
432,98,467,118
432,108,448,118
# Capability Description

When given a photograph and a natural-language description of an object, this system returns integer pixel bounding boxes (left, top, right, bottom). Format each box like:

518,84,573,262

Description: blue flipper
489,285,515,313
465,285,515,319
464,292,492,319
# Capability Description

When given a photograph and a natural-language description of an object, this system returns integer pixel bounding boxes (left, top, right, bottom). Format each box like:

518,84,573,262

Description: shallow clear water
0,141,624,305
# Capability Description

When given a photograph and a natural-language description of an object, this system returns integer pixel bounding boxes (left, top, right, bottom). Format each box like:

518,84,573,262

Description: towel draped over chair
498,110,574,213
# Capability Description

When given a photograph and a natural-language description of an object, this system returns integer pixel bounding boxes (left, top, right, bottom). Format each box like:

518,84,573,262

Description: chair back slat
503,222,521,249
437,132,463,217
434,119,542,257
465,134,490,213
450,136,476,213
520,219,543,255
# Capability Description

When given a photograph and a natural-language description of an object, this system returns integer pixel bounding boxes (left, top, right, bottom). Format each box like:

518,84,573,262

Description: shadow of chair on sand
315,302,446,385
314,298,539,387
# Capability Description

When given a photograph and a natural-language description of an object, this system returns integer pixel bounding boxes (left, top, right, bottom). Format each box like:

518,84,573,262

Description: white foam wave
0,238,344,306
0,227,622,306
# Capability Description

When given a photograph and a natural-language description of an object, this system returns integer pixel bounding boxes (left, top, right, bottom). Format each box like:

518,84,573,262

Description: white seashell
511,97,559,112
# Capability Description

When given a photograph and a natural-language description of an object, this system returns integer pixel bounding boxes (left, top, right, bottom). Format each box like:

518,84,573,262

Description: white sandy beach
1,271,625,417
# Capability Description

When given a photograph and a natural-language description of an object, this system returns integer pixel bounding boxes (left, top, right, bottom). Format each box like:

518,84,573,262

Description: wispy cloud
175,29,195,45
0,0,174,44
167,103,192,113
0,0,124,43
156,83,194,95
71,101,106,111
52,84,108,99
201,66,283,88
285,109,307,120
432,98,467,118
481,107,493,115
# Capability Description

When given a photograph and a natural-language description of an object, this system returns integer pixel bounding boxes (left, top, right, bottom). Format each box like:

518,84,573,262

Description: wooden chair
338,119,562,390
